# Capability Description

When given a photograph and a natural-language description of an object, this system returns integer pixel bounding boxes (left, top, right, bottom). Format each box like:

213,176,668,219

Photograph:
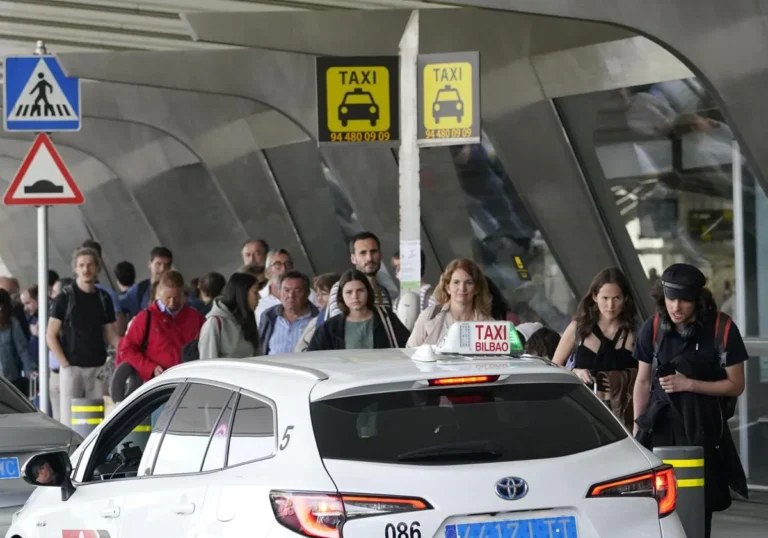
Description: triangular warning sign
7,58,78,122
3,133,84,206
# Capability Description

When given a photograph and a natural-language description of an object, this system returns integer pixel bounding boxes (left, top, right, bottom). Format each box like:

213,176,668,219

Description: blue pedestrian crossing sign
3,55,81,132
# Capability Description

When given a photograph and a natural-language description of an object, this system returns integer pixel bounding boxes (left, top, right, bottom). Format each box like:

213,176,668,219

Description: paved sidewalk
712,492,768,537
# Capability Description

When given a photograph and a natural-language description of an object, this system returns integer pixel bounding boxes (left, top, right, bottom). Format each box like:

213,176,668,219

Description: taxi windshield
437,89,460,101
343,92,374,105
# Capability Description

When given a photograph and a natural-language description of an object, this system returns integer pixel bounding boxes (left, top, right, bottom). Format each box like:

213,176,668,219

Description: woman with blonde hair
407,258,493,347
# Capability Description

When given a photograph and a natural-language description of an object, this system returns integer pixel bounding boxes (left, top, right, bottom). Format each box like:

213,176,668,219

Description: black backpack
109,309,152,403
181,316,222,362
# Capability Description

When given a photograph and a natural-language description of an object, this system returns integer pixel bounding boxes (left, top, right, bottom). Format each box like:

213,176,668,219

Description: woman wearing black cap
632,263,748,537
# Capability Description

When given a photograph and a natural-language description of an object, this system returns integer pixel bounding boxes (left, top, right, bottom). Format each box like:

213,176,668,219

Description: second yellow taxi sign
417,51,481,146
316,56,399,145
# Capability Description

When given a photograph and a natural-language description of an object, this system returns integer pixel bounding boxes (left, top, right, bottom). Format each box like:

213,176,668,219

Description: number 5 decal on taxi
280,425,294,450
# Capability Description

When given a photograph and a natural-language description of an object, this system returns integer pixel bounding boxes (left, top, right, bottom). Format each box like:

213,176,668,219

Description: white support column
35,39,50,415
398,10,421,293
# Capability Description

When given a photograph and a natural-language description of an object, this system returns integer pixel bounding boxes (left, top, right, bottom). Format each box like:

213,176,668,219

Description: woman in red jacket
117,270,205,381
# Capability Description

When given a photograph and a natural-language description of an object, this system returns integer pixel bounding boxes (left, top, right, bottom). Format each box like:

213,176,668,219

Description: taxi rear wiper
397,441,503,462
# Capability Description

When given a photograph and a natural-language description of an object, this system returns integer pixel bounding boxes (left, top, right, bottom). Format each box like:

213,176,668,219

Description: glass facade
557,77,768,488
424,133,576,332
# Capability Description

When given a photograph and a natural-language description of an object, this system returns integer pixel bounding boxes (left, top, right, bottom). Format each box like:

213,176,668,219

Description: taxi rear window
310,382,626,464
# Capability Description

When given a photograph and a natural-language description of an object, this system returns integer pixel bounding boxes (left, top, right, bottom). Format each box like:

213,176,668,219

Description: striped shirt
327,278,392,319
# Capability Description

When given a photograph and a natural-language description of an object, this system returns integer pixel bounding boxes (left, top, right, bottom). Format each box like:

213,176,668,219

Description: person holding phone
632,263,748,538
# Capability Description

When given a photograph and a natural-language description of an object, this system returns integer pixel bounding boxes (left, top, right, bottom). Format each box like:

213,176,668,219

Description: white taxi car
7,322,685,538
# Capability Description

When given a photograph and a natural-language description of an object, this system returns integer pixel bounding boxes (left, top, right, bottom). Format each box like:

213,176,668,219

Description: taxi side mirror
22,450,76,501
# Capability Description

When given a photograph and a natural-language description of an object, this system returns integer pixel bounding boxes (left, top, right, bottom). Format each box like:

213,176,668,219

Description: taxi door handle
172,502,196,515
100,507,120,518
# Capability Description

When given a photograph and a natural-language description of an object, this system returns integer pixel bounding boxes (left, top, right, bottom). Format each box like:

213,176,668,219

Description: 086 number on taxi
385,522,421,538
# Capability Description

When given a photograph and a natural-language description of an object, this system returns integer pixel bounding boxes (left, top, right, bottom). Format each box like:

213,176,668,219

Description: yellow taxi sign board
316,56,399,145
418,51,480,146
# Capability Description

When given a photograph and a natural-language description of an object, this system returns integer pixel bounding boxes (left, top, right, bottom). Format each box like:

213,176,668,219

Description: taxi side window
152,383,233,476
227,393,276,466
201,392,236,472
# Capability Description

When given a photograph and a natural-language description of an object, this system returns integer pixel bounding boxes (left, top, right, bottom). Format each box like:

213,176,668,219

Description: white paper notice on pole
399,240,421,292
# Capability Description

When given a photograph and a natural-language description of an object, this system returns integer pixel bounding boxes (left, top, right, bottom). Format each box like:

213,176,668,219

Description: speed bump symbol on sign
425,64,472,130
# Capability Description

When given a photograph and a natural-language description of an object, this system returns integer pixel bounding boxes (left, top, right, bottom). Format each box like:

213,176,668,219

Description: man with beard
47,247,120,426
326,232,392,319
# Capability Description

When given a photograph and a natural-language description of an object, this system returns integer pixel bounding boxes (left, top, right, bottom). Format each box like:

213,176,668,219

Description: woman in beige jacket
406,258,493,347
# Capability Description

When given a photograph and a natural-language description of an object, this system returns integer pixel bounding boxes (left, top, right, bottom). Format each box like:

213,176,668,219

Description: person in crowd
515,321,543,350
238,263,267,290
81,239,126,336
308,269,409,351
327,232,393,318
198,272,226,316
552,267,638,429
47,247,120,426
20,286,39,367
259,271,318,355
633,264,748,538
0,289,35,391
294,273,340,352
392,249,437,313
47,277,73,420
255,249,317,326
524,326,561,360
47,270,60,299
199,273,261,359
0,276,31,340
114,261,135,296
117,270,205,382
241,239,269,267
407,258,493,347
119,246,173,319
31,458,58,485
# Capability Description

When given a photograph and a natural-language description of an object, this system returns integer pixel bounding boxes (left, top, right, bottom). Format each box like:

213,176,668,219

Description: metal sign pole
34,39,50,415
398,11,421,294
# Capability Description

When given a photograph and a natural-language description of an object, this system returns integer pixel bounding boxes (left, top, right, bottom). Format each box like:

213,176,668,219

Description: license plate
446,517,578,538
0,457,20,480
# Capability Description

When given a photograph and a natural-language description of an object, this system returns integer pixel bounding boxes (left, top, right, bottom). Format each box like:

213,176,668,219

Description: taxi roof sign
412,322,523,362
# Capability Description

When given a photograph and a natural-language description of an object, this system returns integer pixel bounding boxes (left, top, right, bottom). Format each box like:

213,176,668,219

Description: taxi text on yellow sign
315,56,399,145
417,51,480,145
423,62,473,130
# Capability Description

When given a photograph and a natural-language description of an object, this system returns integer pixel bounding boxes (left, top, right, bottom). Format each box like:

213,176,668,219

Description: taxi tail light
587,465,677,518
269,491,431,538
428,375,500,386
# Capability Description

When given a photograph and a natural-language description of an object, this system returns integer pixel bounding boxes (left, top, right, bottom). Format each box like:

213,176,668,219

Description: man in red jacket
117,270,205,381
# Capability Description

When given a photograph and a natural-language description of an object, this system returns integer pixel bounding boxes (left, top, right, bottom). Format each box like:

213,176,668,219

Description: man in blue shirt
119,246,173,320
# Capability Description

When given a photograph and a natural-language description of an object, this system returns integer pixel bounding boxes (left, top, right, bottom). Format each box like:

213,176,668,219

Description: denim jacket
0,316,34,383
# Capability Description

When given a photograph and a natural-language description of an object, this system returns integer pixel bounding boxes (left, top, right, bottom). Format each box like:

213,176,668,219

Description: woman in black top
308,269,409,351
553,267,638,428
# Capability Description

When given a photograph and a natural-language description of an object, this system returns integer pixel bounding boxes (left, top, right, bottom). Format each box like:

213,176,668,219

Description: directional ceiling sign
316,56,399,145
417,51,480,147
3,134,84,206
3,55,82,132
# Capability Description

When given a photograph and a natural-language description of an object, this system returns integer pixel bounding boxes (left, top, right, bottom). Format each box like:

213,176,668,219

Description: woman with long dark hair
199,272,261,359
308,269,409,351
0,288,33,385
553,267,639,428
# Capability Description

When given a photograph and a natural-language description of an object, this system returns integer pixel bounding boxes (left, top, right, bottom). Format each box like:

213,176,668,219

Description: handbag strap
376,306,398,348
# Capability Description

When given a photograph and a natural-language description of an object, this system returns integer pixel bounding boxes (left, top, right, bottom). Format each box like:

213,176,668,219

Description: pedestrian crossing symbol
3,55,82,132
